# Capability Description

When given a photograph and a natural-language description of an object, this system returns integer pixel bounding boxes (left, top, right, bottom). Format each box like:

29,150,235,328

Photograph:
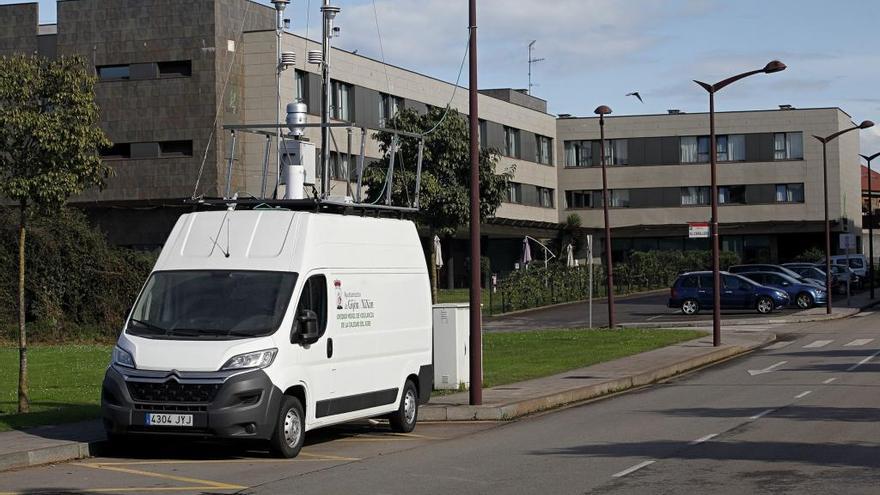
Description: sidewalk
421,330,773,421
0,420,104,471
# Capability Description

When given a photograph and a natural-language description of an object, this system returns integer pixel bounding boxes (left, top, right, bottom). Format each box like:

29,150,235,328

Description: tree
0,55,112,413
361,107,514,303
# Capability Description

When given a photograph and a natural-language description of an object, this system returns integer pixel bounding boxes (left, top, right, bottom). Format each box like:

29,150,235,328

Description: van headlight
221,348,278,371
112,346,136,369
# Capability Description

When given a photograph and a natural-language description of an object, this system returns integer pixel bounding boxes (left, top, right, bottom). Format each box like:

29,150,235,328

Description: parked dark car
669,271,790,315
782,263,838,291
740,271,828,309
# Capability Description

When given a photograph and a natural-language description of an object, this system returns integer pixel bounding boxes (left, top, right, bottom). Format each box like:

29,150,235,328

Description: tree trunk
429,231,439,305
18,199,29,413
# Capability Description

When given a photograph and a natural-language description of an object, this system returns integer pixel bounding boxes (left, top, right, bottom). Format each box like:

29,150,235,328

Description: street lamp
694,60,786,347
813,119,875,314
861,151,880,300
594,105,616,328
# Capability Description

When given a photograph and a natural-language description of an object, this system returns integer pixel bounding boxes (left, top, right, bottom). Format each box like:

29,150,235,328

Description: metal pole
356,128,366,203
275,5,283,197
346,128,353,197
709,91,721,347
588,234,593,329
225,130,237,198
869,157,875,299
260,134,271,198
467,0,483,406
385,134,398,206
823,140,833,314
598,114,616,328
320,0,335,199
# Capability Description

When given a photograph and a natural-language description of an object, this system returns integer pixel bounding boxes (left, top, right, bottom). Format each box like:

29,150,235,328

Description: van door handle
326,338,333,359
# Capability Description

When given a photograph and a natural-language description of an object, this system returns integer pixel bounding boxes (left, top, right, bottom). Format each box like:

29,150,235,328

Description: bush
791,247,824,263
0,207,156,342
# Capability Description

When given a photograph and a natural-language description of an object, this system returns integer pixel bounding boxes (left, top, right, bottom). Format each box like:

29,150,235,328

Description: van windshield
127,270,298,340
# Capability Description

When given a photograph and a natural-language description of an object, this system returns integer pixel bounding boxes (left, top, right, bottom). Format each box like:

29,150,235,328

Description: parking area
0,420,500,495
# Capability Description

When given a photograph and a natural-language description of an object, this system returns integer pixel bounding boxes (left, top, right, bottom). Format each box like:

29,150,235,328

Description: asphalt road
484,290,808,331
4,312,879,494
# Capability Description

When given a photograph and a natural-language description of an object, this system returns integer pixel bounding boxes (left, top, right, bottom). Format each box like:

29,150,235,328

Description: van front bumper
101,365,283,440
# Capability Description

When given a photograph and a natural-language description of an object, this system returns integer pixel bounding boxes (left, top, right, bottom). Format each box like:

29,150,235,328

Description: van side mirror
291,309,320,345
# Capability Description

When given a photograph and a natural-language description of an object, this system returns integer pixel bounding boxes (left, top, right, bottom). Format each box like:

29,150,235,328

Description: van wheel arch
283,385,307,417
406,373,420,400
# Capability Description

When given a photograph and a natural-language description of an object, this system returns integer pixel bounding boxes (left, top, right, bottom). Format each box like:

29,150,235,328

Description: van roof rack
184,197,418,218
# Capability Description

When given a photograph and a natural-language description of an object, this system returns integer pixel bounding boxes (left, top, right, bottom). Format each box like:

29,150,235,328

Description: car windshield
127,270,298,340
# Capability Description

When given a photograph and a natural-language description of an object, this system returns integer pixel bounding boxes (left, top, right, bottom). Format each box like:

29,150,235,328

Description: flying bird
626,91,644,103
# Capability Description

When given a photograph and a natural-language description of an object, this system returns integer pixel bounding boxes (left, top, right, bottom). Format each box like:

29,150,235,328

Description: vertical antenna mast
527,40,544,95
271,0,290,198
320,1,340,198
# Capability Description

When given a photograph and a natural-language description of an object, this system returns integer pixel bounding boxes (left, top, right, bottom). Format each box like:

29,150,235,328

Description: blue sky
9,0,880,154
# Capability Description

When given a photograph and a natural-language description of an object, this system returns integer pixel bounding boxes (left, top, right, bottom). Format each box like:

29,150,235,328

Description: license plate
146,413,193,427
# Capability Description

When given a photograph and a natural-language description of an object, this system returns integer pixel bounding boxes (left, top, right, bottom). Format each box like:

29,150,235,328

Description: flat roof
557,106,852,120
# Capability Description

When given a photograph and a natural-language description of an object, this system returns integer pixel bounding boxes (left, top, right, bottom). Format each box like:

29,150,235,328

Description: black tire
388,380,418,433
681,298,700,316
756,296,774,314
270,396,305,458
795,292,814,309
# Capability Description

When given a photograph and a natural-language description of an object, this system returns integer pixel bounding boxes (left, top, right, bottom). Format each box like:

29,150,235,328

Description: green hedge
0,207,156,342
498,249,741,312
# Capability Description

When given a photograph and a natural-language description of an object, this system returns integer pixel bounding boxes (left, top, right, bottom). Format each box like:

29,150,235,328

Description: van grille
133,403,208,412
126,380,221,403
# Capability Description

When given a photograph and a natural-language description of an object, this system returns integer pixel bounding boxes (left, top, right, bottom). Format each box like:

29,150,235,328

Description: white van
101,209,433,458
827,254,870,279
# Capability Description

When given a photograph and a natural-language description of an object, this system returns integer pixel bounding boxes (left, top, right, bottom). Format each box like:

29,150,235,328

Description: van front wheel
270,396,305,458
388,380,418,433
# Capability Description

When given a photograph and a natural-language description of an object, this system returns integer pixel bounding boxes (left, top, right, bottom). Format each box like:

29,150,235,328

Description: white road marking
647,315,664,321
765,341,793,350
690,434,718,445
612,460,656,478
748,361,788,376
749,408,775,420
847,349,880,371
845,339,874,347
804,340,833,348
823,377,837,384
853,312,874,318
795,390,812,399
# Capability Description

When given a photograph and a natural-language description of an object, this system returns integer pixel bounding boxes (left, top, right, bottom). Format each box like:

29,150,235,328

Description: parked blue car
740,271,828,309
668,271,790,315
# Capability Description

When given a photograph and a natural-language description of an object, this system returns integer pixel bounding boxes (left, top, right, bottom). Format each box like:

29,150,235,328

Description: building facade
0,0,867,277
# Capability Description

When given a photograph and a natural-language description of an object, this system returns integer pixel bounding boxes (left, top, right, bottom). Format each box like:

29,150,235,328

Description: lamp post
861,151,880,300
813,120,876,314
467,0,482,406
694,60,786,347
594,105,615,328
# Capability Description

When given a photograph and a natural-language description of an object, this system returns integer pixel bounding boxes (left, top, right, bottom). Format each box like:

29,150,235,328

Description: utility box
280,139,316,185
432,303,471,390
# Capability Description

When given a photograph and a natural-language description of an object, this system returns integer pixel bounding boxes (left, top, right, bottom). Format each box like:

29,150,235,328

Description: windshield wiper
128,318,167,334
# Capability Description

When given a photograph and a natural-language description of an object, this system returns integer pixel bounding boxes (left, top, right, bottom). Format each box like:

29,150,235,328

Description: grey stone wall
0,3,38,56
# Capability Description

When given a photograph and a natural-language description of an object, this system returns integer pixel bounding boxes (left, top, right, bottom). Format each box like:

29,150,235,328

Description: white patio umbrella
521,237,532,268
566,243,575,268
433,235,443,268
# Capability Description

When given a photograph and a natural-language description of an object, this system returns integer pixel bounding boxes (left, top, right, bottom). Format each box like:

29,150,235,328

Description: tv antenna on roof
528,40,545,96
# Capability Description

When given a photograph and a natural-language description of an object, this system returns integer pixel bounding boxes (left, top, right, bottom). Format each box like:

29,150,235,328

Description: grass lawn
482,328,706,388
0,345,111,431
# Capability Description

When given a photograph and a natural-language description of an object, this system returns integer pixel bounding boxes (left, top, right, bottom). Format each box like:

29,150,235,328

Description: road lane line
690,434,718,445
765,341,793,350
646,315,664,321
845,339,874,347
612,460,655,478
823,377,837,384
78,463,245,490
747,361,787,376
794,391,812,399
847,349,880,371
803,340,833,348
854,312,874,318
749,408,775,420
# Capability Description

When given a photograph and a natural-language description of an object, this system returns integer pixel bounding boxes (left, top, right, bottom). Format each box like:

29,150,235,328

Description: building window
776,183,805,203
328,152,352,181
157,60,192,78
681,186,710,206
159,140,193,157
719,134,746,162
719,185,746,204
479,120,488,149
504,126,520,158
610,189,630,208
774,132,804,160
537,187,554,208
100,143,131,159
379,93,402,127
536,135,552,165
565,190,592,209
680,136,711,163
564,140,592,167
603,139,628,165
295,70,306,102
97,64,130,81
331,80,352,121
507,182,522,204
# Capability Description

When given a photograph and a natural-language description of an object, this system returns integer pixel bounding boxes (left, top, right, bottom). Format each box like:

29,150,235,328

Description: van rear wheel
388,380,418,433
270,396,305,458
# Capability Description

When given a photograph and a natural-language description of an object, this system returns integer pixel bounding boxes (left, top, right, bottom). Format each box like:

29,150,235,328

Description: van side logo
334,279,343,310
